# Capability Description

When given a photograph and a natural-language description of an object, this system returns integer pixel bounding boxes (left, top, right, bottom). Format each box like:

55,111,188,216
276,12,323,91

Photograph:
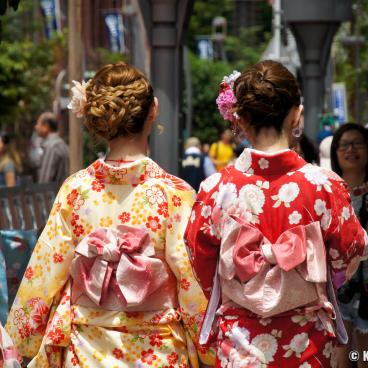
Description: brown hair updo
84,62,154,140
233,60,301,133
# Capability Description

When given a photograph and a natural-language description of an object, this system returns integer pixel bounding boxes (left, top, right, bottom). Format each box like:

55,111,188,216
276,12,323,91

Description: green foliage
333,0,368,122
0,35,65,130
188,0,272,143
187,0,234,51
189,52,232,143
225,26,271,70
0,0,66,136
95,47,126,66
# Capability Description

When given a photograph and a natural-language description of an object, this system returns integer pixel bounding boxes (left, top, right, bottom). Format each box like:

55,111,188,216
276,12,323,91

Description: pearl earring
292,126,303,138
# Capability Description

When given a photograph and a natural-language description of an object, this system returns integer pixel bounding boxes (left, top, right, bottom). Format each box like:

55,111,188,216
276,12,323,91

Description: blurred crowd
0,112,69,188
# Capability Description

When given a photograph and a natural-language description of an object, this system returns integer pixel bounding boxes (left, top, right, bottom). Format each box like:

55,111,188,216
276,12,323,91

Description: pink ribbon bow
219,218,327,317
232,219,326,283
71,225,168,310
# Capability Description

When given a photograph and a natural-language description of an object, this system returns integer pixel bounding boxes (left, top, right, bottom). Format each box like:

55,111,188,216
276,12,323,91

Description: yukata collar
87,156,165,185
234,148,307,176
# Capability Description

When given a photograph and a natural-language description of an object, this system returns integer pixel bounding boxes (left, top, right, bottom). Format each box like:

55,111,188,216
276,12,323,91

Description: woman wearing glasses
331,123,368,368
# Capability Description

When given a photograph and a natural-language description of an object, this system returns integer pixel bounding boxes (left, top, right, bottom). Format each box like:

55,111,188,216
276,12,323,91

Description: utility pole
273,0,281,60
68,0,84,174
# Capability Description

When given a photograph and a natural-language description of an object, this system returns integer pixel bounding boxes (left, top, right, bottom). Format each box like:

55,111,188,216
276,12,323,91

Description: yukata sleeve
165,186,215,367
5,181,74,358
326,181,367,289
184,178,221,299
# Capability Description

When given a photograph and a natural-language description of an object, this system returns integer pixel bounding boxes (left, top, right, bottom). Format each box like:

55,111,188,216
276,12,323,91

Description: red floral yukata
185,148,367,368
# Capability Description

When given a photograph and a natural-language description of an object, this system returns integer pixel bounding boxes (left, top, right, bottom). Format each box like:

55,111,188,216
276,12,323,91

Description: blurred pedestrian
185,60,367,367
181,137,216,191
7,62,212,366
290,133,320,165
319,135,333,170
0,132,22,187
331,123,368,368
34,112,69,183
209,128,234,171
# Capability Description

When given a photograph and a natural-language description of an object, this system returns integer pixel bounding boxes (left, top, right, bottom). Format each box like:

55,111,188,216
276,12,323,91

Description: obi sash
0,323,21,368
220,219,327,317
199,218,342,345
70,225,177,311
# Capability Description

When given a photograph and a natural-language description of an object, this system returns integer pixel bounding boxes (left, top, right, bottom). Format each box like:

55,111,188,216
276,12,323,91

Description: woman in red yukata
185,60,368,368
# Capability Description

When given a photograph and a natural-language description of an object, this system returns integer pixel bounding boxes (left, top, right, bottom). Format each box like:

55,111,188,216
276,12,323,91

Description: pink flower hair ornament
67,80,90,118
216,70,241,123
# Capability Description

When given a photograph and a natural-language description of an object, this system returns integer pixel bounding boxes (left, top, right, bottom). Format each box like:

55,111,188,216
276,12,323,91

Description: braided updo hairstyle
233,60,301,134
84,62,154,140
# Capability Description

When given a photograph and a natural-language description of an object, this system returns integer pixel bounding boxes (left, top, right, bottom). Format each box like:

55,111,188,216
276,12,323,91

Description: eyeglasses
337,140,366,152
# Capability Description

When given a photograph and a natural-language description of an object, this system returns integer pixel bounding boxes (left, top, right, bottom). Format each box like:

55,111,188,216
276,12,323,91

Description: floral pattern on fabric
185,149,366,367
6,157,214,367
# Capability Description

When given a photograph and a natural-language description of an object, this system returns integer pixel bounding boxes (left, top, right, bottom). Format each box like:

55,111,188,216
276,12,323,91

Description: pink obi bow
220,219,327,317
70,226,168,311
0,323,21,367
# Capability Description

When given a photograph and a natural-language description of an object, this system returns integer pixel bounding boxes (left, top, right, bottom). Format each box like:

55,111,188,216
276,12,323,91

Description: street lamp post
68,0,84,174
137,0,194,175
284,0,352,140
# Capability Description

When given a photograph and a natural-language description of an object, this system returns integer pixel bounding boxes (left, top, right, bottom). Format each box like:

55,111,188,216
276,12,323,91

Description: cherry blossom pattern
258,158,269,170
167,352,179,366
157,202,169,218
200,173,221,193
119,211,131,223
341,206,351,223
234,149,253,174
91,180,105,192
172,195,182,207
291,313,317,327
288,211,302,225
323,340,337,368
145,186,166,206
141,349,157,365
66,189,87,211
251,333,278,363
201,205,212,219
300,165,332,192
145,216,162,232
313,199,332,231
149,333,163,347
112,348,124,360
189,210,196,223
299,363,312,368
215,183,238,210
238,183,266,223
272,182,300,208
282,332,310,358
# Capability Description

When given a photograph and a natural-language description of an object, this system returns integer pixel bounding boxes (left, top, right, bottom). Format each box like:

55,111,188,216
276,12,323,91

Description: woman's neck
342,170,365,189
106,135,148,161
250,128,289,153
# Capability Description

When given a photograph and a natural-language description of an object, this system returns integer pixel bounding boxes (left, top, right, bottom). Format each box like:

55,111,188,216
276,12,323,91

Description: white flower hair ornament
216,70,241,123
67,80,90,118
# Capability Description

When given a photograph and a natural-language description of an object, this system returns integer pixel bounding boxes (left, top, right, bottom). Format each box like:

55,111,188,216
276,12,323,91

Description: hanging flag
104,11,125,53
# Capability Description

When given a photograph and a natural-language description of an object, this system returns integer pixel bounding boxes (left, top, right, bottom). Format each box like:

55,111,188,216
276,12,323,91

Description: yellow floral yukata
6,157,214,368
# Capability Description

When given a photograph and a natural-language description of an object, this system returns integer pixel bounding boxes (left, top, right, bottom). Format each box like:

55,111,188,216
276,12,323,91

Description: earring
231,123,239,136
156,122,165,135
292,126,303,138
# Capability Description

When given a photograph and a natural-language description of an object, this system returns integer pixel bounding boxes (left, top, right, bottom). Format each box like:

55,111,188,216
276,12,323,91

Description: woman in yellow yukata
6,62,214,367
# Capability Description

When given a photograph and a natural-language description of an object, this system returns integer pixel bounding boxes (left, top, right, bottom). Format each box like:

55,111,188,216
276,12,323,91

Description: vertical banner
104,11,125,53
196,36,213,60
40,0,59,39
332,82,348,123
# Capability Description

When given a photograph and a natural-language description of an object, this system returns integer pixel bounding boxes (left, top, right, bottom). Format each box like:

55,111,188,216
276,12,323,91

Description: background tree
187,0,272,144
333,0,368,123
